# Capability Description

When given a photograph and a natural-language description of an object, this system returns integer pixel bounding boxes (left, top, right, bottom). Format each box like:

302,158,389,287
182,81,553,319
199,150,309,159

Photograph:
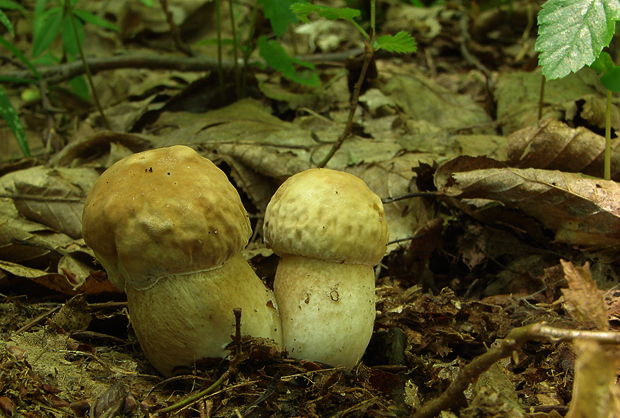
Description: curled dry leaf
435,156,620,246
568,340,620,418
507,119,620,180
7,166,100,239
560,260,608,331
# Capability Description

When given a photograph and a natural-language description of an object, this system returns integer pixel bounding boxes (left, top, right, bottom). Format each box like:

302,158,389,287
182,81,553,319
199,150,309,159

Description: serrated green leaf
291,3,360,23
32,6,63,57
589,51,615,74
375,31,417,53
260,0,298,38
535,0,620,80
600,65,620,91
0,85,29,157
72,9,120,32
258,35,319,86
0,9,14,37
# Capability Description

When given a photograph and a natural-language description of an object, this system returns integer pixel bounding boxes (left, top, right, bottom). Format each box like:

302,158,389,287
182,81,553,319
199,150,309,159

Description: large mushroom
82,145,282,376
263,168,388,370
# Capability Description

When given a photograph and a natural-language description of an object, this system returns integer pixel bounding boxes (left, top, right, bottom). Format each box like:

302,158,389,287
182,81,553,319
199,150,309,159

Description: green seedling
535,0,620,179
1,0,33,157
589,52,620,180
290,1,416,167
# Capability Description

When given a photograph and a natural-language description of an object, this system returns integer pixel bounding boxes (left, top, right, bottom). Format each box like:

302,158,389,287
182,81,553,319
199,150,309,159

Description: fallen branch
411,323,620,418
0,49,364,85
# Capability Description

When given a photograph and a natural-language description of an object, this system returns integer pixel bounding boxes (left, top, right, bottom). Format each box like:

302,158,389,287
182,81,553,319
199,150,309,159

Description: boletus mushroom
263,168,388,370
82,145,282,376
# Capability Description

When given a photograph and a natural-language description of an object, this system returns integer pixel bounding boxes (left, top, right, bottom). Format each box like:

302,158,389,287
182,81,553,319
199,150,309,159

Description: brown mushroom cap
263,168,388,266
82,145,251,291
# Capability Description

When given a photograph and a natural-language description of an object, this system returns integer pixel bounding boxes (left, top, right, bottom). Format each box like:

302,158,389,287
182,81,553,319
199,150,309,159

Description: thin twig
1,50,364,85
411,323,620,418
15,306,61,334
317,41,374,168
159,0,194,56
67,6,110,130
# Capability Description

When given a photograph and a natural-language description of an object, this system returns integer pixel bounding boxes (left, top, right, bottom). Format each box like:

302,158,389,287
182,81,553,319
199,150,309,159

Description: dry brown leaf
567,339,620,418
507,119,620,180
560,260,608,331
435,157,620,246
7,167,99,239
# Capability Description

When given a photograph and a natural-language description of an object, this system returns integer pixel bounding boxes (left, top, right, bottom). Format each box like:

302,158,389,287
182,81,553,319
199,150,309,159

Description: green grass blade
0,85,30,157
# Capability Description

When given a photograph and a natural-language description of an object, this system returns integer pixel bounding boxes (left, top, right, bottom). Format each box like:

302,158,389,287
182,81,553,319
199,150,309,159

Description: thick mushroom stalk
82,145,282,376
263,168,388,370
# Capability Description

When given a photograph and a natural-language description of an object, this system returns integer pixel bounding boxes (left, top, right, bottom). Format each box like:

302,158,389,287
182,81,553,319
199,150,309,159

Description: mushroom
263,168,388,370
82,145,282,376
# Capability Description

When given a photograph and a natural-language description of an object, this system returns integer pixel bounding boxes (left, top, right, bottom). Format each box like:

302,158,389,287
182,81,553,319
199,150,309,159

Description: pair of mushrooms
82,146,388,376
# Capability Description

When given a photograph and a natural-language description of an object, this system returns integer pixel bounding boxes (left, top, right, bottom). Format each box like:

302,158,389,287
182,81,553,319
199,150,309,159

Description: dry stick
317,41,374,168
154,308,244,416
68,11,111,130
1,50,364,85
411,323,620,418
159,0,194,57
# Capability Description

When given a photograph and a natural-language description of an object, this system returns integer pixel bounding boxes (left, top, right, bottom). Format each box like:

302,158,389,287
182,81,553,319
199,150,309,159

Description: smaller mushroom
263,168,388,370
82,145,282,376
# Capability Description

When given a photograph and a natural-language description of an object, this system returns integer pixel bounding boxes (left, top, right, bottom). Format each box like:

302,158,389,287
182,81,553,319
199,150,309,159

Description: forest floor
2,0,620,417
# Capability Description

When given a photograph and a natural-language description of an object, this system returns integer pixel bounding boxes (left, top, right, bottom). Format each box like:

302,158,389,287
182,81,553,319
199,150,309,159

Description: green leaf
68,75,89,100
0,36,41,79
0,76,38,84
258,35,319,86
535,0,620,80
260,0,298,38
0,85,30,157
138,0,154,5
600,65,620,91
72,9,120,32
375,31,417,53
589,51,615,74
32,6,63,57
0,1,26,11
0,9,14,36
61,14,85,60
291,3,360,24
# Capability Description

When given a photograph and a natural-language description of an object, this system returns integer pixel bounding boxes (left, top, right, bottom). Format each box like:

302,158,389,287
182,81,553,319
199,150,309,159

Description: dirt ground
2,0,620,416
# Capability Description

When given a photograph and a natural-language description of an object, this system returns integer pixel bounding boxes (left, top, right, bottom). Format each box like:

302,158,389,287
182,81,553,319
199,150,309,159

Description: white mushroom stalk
263,168,389,370
82,145,282,376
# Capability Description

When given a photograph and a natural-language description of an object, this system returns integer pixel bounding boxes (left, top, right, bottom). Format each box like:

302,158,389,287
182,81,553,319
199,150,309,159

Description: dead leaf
567,340,620,418
507,119,620,180
560,261,608,331
435,157,620,246
7,166,99,239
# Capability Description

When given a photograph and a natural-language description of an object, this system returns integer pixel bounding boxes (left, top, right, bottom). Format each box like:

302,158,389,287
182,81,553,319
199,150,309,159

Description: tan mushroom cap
82,145,252,291
263,168,388,266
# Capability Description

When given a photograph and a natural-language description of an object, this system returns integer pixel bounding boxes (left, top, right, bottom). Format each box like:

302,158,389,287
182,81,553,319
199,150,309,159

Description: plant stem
538,74,545,122
605,89,612,180
68,10,111,130
317,42,373,168
228,0,241,99
215,0,225,102
241,0,260,97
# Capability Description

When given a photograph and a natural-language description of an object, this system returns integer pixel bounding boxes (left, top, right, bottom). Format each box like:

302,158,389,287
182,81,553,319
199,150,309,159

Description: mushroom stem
127,253,281,376
274,255,376,370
